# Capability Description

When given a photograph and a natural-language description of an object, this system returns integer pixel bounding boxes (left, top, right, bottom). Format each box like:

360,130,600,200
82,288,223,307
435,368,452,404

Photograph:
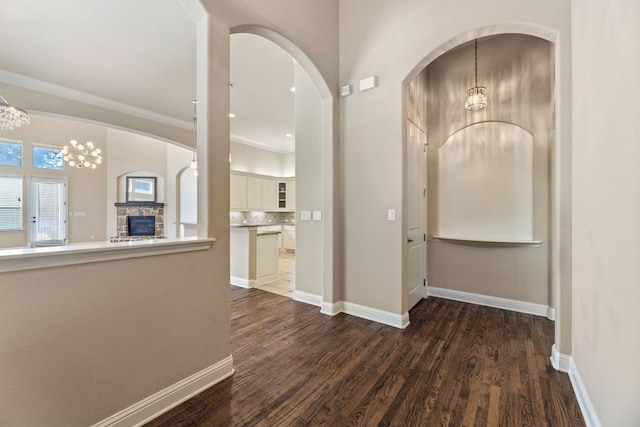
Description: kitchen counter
257,231,282,236
230,226,280,288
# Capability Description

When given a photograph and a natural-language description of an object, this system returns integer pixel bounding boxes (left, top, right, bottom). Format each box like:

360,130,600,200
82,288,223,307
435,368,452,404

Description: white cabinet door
256,233,279,284
262,179,278,210
247,177,263,209
230,174,247,210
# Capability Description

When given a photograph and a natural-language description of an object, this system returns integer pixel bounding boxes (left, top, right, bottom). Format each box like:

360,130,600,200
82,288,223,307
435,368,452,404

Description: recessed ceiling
0,0,295,151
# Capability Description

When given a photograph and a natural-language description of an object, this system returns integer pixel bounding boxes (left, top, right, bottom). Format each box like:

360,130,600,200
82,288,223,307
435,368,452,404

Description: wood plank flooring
145,287,585,426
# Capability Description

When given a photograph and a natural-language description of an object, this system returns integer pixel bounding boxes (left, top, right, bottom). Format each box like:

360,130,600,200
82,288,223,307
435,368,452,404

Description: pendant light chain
474,39,478,88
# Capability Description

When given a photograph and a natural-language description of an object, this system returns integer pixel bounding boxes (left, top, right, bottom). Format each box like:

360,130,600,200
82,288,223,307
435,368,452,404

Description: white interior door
29,176,67,247
406,120,427,310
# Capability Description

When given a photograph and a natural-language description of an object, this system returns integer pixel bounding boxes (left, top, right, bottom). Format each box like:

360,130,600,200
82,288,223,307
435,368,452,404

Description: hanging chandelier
61,139,102,169
191,99,198,176
0,94,31,130
464,39,487,111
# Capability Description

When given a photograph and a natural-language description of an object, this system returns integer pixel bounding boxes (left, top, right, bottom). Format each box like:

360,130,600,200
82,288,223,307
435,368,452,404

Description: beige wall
106,128,169,238
0,249,224,427
167,143,195,238
294,62,324,296
427,35,552,305
572,0,640,425
339,0,571,317
230,140,290,177
0,114,108,248
0,82,193,148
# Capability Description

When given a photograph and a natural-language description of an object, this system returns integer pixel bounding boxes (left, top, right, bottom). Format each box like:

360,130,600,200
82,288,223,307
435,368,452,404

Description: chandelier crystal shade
464,39,487,111
62,140,102,169
0,94,31,130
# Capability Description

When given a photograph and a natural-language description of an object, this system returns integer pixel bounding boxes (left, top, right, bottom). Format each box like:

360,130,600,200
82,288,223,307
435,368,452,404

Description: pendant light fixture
61,140,102,169
0,94,31,130
464,39,487,111
191,99,198,176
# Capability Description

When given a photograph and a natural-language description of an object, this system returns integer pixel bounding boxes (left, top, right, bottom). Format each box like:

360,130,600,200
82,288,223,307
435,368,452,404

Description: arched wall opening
402,24,571,364
230,26,337,309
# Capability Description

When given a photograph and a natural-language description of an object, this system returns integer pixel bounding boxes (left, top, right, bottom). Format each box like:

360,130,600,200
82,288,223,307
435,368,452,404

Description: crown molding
230,134,295,154
0,69,192,130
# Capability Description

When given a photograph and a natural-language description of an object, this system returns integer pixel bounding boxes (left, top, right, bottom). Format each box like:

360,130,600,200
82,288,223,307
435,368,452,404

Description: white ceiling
0,0,295,151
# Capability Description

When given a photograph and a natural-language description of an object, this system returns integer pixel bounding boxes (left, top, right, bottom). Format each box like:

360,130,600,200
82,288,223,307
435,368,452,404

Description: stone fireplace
113,202,165,241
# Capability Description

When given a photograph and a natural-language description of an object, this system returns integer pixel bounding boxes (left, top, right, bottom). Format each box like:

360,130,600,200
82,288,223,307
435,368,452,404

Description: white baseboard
255,273,279,286
547,307,556,321
293,290,322,307
230,276,254,288
550,343,571,372
342,301,410,329
91,356,234,427
320,300,344,316
428,286,551,318
569,357,602,427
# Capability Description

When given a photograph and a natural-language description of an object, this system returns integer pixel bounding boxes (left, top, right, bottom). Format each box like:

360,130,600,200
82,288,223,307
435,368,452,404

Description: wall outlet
301,211,312,221
313,211,321,221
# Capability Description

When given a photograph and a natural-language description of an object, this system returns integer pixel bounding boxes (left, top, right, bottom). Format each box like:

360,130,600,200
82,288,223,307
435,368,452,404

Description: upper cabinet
262,179,278,210
247,177,263,210
231,172,295,212
230,174,248,210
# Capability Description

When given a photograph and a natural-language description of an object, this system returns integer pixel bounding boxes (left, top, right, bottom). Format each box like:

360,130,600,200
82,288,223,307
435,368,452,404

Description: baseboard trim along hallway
428,286,551,318
569,357,603,427
91,356,234,427
293,290,322,307
318,299,409,329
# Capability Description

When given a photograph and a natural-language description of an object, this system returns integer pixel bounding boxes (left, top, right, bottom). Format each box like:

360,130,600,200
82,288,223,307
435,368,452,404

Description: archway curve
231,25,332,100
403,23,559,84
228,25,338,309
401,22,570,367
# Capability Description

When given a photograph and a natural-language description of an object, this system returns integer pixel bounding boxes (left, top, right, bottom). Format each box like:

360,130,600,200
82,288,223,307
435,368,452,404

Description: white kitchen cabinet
230,172,295,212
247,177,263,210
262,179,278,210
256,233,280,284
230,174,247,210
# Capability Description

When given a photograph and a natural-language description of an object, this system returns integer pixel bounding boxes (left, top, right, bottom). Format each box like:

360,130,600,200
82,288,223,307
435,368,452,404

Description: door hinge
423,234,426,242
423,188,426,197
423,278,426,286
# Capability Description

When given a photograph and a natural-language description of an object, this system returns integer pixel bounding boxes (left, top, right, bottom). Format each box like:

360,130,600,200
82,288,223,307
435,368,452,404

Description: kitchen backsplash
230,211,296,225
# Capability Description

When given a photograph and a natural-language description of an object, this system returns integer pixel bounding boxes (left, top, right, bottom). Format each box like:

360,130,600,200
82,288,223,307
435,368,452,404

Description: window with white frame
0,175,23,231
0,139,23,167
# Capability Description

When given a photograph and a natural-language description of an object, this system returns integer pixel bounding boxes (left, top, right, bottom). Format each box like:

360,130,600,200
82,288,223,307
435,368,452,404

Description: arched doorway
230,26,337,311
403,26,571,367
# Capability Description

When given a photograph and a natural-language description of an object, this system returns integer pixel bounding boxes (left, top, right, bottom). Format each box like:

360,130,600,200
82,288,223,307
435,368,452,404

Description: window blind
0,175,23,230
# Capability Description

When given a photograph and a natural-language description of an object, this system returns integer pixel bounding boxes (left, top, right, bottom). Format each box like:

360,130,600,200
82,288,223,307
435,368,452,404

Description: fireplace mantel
115,202,165,208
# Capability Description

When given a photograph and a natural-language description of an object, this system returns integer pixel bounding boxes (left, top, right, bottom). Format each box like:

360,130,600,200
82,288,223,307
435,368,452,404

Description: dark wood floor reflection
145,286,585,426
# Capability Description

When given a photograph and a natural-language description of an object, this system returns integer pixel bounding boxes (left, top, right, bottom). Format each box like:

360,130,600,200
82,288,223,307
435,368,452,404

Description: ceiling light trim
0,69,192,130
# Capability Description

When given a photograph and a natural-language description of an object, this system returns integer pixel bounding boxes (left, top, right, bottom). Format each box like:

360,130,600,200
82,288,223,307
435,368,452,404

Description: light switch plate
301,211,312,221
313,211,322,221
388,209,396,221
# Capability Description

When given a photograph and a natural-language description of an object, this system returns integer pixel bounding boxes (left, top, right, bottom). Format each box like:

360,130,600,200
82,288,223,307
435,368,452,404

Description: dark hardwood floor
145,286,585,426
